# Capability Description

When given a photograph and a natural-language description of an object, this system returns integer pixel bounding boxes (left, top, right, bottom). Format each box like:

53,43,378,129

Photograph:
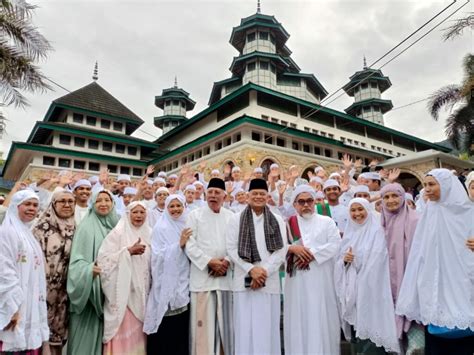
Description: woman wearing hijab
97,201,151,354
0,190,49,354
144,194,192,355
32,190,76,355
335,198,400,354
466,171,474,202
66,190,119,355
396,169,474,354
380,183,424,353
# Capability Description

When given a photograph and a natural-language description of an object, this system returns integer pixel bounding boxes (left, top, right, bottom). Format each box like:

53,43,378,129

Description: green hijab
67,190,119,315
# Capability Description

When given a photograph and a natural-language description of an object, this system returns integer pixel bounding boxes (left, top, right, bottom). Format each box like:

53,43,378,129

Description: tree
427,13,473,155
0,0,52,108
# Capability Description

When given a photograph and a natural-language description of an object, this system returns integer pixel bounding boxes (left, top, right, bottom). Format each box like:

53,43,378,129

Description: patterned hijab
33,189,75,246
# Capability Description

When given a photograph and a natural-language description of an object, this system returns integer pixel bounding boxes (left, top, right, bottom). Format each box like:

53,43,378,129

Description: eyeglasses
55,200,75,206
296,198,315,206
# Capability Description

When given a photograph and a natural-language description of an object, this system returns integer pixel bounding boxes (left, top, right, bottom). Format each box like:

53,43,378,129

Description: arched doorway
222,160,235,181
301,166,316,181
398,171,422,198
260,158,276,181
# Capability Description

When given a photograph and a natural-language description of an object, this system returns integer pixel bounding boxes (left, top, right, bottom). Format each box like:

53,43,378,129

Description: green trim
229,51,289,74
343,69,392,95
345,98,393,114
44,103,142,127
27,122,157,148
209,77,242,104
230,20,290,44
282,72,328,97
155,92,196,110
151,114,387,164
156,82,450,153
9,142,148,168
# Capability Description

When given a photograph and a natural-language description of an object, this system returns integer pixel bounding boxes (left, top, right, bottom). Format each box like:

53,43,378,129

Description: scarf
285,215,310,277
237,205,283,263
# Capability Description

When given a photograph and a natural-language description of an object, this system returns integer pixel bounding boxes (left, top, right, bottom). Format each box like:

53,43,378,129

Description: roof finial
174,75,178,88
257,0,261,13
363,55,367,69
92,61,98,81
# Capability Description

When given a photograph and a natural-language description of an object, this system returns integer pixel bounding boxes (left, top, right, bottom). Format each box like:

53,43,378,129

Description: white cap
193,181,204,187
73,179,91,190
365,172,381,181
123,187,137,195
314,166,324,173
310,176,323,184
158,171,167,178
211,169,220,175
329,172,341,179
184,184,196,192
405,193,414,202
270,163,279,170
323,179,340,190
232,166,241,173
146,179,153,185
88,175,99,184
155,187,170,195
353,185,370,195
315,191,325,199
169,174,178,179
58,170,70,177
117,174,131,182
254,167,263,173
153,177,166,184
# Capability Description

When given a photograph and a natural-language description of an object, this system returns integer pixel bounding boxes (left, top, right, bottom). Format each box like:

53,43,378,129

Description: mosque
2,5,472,187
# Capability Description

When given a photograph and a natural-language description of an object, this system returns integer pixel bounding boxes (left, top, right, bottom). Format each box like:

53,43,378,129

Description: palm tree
428,13,473,155
0,0,52,108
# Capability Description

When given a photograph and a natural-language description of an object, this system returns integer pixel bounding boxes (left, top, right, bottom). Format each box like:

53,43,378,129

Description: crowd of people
0,155,473,355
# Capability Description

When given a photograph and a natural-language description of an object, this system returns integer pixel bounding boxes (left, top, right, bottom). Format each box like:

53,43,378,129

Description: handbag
427,324,474,339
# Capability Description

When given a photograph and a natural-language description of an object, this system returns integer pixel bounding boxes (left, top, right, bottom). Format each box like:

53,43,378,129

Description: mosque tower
342,57,393,126
154,77,196,134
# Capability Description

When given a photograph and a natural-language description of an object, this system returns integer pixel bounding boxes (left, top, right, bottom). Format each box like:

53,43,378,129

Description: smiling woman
32,190,76,355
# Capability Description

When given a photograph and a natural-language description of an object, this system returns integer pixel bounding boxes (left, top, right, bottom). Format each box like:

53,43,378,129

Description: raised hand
198,160,207,171
243,171,252,182
58,171,73,187
277,181,288,196
99,168,109,185
180,228,193,249
289,165,300,179
146,165,155,177
341,154,352,170
387,168,401,183
354,159,363,169
369,159,379,168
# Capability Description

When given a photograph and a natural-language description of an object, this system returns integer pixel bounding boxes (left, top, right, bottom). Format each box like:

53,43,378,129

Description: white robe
284,213,341,355
147,206,164,229
329,203,349,234
74,205,88,226
226,210,287,355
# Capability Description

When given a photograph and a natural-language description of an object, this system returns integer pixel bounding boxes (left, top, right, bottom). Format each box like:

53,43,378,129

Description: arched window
222,160,235,181
260,158,276,180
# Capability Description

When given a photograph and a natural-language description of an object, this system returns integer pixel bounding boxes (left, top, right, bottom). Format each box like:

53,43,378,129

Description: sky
1,0,472,157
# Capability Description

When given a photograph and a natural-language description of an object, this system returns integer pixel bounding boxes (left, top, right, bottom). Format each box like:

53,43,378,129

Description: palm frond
427,84,463,120
443,13,474,41
444,104,474,153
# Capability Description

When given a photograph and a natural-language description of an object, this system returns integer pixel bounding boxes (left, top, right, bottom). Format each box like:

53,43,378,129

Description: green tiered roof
342,68,392,96
345,98,393,116
155,87,196,110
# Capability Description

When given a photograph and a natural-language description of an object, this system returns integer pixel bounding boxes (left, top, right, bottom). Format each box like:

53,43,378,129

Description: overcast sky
1,0,472,157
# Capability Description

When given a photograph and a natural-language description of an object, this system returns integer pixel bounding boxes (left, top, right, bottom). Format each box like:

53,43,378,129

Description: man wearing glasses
284,184,341,355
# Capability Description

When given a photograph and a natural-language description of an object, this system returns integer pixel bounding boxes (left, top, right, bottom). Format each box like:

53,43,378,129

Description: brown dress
32,192,76,346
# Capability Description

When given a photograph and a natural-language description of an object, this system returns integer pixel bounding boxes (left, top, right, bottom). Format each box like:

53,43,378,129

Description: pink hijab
380,183,419,338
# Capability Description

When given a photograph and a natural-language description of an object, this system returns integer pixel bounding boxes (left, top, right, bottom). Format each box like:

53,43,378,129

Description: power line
391,97,429,112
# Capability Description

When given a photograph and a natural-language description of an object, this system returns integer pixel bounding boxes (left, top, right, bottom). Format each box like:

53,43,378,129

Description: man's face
74,185,91,204
354,192,371,201
236,191,247,204
143,185,154,200
207,188,225,211
324,186,341,203
367,179,380,192
293,192,315,217
254,172,263,179
248,189,267,209
194,185,204,198
185,190,195,204
118,180,130,193
155,191,169,206
122,194,134,207
232,171,241,180
168,177,177,186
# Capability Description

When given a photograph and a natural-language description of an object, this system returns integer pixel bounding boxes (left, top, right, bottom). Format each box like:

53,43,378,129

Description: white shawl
143,194,190,334
97,201,152,342
335,198,400,353
0,190,49,351
396,169,474,330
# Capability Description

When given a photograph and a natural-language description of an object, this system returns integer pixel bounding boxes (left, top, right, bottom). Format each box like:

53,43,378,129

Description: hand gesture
3,311,20,331
387,168,401,183
343,247,354,264
180,164,190,177
99,168,109,185
243,171,252,182
59,171,73,187
289,165,300,179
180,228,192,249
225,181,234,194
466,238,474,252
277,181,287,196
198,160,207,171
128,238,146,256
340,180,350,193
369,159,379,168
249,266,267,289
379,169,389,179
341,154,352,170
223,164,232,176
354,159,363,169
208,258,229,277
146,165,155,177
289,245,314,263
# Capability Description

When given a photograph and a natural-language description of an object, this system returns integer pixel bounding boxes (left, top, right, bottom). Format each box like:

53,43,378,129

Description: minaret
342,58,393,126
154,78,196,134
92,61,99,81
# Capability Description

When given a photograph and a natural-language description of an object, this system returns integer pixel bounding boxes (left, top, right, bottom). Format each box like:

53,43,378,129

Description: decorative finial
257,0,261,13
363,55,367,69
92,61,98,81
174,76,178,88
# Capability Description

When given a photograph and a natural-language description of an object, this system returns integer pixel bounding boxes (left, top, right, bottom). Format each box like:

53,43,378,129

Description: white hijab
335,198,400,353
143,194,190,334
97,201,152,342
396,168,474,331
0,190,49,351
